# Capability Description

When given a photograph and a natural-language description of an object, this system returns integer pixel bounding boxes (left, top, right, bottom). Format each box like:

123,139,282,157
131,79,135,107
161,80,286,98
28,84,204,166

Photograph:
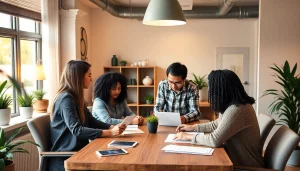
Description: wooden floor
285,166,300,171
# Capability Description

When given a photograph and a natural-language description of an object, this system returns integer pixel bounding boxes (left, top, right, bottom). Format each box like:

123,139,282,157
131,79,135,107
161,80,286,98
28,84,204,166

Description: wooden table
65,125,233,171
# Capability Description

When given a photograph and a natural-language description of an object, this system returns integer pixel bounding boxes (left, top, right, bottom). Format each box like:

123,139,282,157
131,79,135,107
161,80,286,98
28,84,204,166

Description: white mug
138,60,142,66
142,59,149,66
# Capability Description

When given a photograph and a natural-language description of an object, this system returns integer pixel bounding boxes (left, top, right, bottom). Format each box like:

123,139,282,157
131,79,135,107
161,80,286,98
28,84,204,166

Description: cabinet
103,66,157,116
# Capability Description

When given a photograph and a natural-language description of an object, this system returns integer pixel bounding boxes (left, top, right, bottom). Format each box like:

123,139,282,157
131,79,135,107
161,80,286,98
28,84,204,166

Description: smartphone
108,140,138,148
96,149,128,157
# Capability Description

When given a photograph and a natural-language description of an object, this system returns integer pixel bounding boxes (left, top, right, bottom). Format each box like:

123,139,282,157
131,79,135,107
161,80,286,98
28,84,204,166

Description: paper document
121,115,136,126
162,145,214,155
122,125,144,135
165,132,204,143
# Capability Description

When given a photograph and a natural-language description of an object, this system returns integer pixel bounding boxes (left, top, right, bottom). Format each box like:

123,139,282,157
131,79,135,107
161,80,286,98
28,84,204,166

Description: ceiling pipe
89,0,258,20
219,0,237,15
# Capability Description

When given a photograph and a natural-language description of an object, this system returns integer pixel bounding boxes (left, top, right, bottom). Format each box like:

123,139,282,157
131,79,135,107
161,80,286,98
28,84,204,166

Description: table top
65,124,233,171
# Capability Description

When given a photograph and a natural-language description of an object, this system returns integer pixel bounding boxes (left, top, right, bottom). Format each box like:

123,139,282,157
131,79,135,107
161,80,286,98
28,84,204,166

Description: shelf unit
103,66,157,116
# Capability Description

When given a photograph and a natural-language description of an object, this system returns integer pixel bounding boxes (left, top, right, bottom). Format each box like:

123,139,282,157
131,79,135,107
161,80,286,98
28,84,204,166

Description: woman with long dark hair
93,72,143,125
49,60,126,171
174,70,263,167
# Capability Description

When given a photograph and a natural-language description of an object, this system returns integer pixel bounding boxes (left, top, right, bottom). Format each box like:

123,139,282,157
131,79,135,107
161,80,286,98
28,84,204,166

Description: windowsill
1,112,49,132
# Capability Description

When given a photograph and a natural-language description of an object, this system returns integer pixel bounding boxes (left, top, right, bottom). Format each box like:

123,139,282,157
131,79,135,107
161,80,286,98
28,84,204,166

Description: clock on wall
80,27,88,61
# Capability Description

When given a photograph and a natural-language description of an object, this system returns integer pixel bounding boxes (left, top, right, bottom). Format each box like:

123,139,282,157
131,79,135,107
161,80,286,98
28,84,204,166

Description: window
0,12,41,115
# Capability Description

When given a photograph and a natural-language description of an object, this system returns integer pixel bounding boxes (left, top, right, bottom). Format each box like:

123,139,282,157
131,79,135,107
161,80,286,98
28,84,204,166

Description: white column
59,9,78,70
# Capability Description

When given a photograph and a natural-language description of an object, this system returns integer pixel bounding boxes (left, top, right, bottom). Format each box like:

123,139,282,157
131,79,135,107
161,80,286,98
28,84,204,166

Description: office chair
234,126,300,171
27,114,75,171
257,113,276,148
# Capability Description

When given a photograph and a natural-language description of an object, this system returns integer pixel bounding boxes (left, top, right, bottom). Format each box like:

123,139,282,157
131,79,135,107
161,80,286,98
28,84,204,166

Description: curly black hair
166,62,188,79
208,70,255,114
93,72,128,103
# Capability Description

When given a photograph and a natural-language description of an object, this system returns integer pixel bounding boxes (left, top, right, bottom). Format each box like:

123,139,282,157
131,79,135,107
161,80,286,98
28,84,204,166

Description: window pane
19,18,36,33
0,37,15,113
21,40,37,92
0,13,12,29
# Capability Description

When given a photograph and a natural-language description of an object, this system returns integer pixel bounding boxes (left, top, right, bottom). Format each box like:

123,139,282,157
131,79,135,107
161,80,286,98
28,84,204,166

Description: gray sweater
49,92,111,171
192,104,264,167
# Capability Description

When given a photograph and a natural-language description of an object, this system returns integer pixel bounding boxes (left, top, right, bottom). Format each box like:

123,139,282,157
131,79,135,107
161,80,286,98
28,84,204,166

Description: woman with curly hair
174,70,263,167
93,72,143,125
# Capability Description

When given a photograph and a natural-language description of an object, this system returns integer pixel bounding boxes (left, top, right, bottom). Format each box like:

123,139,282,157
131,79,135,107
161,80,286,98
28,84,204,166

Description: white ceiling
80,0,259,9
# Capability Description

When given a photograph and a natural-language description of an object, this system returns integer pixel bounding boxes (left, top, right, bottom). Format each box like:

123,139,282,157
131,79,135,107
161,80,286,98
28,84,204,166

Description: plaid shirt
154,79,200,122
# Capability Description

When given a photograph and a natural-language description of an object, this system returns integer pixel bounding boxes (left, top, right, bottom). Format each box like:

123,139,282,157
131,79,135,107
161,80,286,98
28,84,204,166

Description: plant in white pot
0,127,40,171
0,80,12,126
18,93,34,119
192,73,208,101
262,61,300,166
32,89,48,113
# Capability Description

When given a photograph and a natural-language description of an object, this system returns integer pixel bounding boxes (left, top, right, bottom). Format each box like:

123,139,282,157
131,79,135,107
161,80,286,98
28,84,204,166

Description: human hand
137,116,144,125
176,124,195,132
180,116,186,124
131,117,139,125
111,124,126,136
173,132,193,141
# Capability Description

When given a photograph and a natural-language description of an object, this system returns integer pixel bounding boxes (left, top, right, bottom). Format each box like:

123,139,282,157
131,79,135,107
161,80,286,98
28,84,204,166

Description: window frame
0,13,42,116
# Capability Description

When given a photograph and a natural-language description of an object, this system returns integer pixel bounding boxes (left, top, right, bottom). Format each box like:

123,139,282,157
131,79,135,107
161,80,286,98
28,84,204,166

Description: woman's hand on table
176,124,196,132
173,132,193,141
131,116,144,125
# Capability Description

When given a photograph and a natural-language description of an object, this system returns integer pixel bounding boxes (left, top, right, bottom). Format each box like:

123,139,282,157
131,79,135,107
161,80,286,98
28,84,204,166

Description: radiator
13,133,39,171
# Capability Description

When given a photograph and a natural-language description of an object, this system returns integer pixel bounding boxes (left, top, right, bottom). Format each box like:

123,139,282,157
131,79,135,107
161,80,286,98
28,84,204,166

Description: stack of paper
122,125,145,135
164,132,204,143
162,145,214,155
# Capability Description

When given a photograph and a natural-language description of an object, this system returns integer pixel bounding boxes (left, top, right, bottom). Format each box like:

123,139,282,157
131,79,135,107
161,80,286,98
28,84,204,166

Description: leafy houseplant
18,93,34,119
191,73,208,90
144,95,154,104
0,127,40,170
262,61,300,166
0,80,13,126
120,60,127,66
32,89,49,113
146,115,158,133
192,73,208,101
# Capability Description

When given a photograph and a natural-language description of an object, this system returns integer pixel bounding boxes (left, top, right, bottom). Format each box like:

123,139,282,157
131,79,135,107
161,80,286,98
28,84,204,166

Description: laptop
154,112,181,126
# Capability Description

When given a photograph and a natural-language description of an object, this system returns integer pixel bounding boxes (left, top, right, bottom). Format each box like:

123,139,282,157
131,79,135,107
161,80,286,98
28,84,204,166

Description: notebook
154,112,181,126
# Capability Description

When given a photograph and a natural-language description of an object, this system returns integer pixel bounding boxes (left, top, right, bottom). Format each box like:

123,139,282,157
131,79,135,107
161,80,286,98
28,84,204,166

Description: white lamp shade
35,64,46,80
143,0,186,26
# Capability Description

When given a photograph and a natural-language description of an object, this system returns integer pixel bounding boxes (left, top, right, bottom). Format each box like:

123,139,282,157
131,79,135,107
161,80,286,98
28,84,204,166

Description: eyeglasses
167,80,183,87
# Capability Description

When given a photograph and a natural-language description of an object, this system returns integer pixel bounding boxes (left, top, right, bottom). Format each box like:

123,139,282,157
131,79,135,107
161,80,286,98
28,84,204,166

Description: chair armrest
40,151,76,157
234,166,278,171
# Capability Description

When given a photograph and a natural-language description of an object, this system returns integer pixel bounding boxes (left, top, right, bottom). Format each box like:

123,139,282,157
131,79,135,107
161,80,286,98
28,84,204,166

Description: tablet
96,149,128,157
108,140,138,148
121,115,136,126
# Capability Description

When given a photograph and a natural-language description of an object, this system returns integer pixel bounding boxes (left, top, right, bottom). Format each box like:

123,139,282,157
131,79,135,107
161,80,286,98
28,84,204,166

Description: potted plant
0,127,40,171
192,73,208,101
0,80,12,126
146,115,158,133
18,93,34,119
120,60,127,66
144,95,154,104
32,89,48,113
262,61,300,166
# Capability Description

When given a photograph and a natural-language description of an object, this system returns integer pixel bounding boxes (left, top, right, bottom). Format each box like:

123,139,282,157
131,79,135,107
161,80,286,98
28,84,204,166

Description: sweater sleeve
60,96,103,139
194,118,219,133
191,105,247,147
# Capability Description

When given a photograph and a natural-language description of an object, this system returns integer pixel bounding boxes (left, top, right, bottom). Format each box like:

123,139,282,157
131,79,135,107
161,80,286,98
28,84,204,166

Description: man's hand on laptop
176,124,196,132
180,116,186,124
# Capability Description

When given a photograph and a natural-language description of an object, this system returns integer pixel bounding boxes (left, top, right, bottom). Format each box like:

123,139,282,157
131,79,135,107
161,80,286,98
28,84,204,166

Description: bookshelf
103,66,157,116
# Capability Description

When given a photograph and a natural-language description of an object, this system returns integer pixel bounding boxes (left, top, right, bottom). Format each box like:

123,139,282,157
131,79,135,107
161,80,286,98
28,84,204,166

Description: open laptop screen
154,112,181,126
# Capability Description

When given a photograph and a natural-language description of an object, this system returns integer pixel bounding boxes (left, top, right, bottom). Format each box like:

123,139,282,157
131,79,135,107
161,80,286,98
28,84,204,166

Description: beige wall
258,0,300,148
89,9,258,101
258,0,300,115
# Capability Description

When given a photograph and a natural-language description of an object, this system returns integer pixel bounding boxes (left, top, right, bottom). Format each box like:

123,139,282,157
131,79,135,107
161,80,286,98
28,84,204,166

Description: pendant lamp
143,0,186,26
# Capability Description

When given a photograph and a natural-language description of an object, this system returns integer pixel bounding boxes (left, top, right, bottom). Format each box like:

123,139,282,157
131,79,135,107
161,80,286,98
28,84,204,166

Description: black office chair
234,126,300,171
27,114,75,171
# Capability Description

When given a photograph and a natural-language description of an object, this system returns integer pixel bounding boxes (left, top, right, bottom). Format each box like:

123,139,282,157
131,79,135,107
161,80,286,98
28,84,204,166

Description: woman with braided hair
174,69,263,167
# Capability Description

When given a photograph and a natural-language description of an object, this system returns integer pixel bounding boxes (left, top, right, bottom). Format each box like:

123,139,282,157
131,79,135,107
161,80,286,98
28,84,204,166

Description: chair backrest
27,114,51,171
258,113,276,147
264,126,300,171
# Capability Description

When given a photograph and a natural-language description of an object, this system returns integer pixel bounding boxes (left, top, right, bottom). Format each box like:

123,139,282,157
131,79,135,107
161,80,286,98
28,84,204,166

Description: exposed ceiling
80,0,259,9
